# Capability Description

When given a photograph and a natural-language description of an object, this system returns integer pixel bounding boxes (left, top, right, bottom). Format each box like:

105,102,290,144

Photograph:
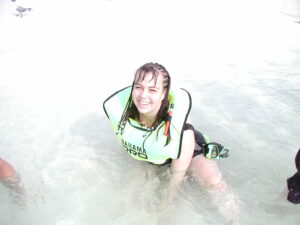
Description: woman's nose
140,89,148,98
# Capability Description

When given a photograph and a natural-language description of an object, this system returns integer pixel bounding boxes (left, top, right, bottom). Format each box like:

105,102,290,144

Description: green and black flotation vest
103,86,192,165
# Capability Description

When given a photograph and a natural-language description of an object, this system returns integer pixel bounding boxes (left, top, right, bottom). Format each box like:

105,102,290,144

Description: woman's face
132,72,167,119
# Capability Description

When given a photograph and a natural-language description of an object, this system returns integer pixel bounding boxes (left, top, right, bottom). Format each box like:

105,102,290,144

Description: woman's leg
189,154,227,190
189,155,240,224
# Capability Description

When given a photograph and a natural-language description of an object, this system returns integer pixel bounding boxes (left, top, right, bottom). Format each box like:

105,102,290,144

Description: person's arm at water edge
167,128,195,200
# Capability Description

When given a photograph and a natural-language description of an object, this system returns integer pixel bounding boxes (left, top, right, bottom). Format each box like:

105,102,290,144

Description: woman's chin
137,105,150,113
138,109,150,115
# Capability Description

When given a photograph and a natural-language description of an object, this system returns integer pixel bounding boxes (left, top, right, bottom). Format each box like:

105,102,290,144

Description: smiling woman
103,62,239,223
132,66,169,128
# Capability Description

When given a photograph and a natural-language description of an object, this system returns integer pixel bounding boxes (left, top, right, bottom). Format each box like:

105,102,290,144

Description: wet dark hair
118,62,171,143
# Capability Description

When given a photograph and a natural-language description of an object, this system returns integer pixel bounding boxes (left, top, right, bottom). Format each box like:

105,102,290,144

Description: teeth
139,101,150,105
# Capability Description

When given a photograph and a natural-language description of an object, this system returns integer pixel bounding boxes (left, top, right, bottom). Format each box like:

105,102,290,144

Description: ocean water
1,0,300,224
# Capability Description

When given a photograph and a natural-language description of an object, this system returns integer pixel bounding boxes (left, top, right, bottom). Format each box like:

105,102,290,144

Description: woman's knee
190,155,226,189
201,171,222,187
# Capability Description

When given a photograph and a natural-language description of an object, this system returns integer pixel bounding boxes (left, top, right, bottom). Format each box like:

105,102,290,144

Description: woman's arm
167,127,195,200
